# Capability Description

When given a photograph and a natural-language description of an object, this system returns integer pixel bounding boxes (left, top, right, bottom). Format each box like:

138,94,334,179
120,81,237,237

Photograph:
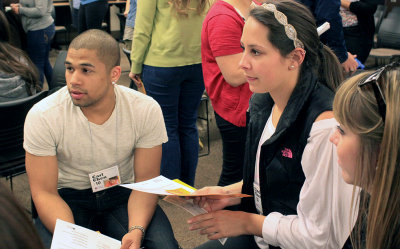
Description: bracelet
128,225,145,243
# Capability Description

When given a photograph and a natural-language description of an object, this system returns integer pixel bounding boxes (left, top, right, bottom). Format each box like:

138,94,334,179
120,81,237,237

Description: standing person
340,0,380,64
77,0,108,33
10,0,55,86
24,30,179,249
201,0,254,187
297,0,358,72
188,1,355,248
129,0,209,186
330,61,400,249
0,11,41,102
0,183,45,249
122,0,136,51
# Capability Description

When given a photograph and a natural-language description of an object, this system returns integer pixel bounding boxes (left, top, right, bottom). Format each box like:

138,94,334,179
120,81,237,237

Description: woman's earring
289,65,295,70
112,81,116,85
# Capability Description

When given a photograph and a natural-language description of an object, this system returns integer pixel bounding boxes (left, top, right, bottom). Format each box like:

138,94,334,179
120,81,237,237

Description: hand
10,3,20,14
188,210,250,240
124,9,129,17
120,230,142,249
129,73,143,88
341,52,358,73
190,186,234,212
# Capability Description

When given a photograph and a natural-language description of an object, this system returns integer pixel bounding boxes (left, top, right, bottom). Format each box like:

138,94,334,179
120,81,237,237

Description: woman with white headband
188,0,355,248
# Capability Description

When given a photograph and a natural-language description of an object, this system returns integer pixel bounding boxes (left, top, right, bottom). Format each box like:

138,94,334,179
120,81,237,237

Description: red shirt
201,0,252,127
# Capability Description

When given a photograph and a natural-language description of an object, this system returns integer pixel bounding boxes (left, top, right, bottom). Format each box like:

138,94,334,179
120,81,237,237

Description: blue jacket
299,0,348,63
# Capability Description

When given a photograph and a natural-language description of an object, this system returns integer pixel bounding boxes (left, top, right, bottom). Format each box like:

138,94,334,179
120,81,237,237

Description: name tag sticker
253,182,263,215
89,165,121,193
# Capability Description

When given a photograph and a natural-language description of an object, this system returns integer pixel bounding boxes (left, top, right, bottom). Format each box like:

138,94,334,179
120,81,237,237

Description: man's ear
110,66,122,83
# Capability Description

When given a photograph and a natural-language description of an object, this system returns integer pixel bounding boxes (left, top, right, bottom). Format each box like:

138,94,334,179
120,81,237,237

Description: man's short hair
69,29,120,70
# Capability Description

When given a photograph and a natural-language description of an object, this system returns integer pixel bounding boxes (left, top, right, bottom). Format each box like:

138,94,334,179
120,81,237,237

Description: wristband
128,225,145,243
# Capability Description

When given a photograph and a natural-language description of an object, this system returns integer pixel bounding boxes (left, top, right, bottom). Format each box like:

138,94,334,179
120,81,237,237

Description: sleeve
207,14,244,58
314,0,348,63
130,0,156,74
261,120,356,248
19,0,49,18
135,100,168,148
23,106,57,156
349,0,379,17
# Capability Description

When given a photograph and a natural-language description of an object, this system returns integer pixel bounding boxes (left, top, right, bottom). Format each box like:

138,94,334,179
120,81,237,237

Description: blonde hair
169,0,209,17
333,66,400,249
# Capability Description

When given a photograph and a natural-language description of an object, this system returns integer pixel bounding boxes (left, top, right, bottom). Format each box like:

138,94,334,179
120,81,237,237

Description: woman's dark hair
0,11,41,95
249,0,343,91
0,183,45,249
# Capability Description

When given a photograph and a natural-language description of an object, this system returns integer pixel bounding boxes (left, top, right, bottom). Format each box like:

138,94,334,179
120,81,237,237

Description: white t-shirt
24,85,168,190
254,116,357,249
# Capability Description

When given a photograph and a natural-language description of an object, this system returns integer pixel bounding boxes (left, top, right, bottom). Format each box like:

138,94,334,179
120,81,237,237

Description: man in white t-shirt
23,29,179,249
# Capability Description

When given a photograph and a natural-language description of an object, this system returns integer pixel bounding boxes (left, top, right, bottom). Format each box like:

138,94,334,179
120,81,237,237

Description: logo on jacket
281,148,293,158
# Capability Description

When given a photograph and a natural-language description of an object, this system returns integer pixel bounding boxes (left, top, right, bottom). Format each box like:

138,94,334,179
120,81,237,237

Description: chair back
0,91,48,177
49,50,67,93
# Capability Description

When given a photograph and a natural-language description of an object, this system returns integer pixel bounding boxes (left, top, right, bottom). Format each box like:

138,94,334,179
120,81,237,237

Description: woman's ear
288,48,306,70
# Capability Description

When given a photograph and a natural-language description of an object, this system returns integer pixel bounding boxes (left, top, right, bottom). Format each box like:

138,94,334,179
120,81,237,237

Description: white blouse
254,117,357,249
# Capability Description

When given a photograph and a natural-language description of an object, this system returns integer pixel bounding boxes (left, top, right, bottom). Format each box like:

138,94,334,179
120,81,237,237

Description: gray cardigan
19,0,54,32
0,72,33,102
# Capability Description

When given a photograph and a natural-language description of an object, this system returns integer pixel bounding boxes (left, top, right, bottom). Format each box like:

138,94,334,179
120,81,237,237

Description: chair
51,8,68,48
116,12,127,41
198,93,210,157
0,91,48,190
49,50,68,94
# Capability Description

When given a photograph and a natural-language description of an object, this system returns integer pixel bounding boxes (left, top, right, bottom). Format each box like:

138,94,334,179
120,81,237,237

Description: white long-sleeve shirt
254,117,357,249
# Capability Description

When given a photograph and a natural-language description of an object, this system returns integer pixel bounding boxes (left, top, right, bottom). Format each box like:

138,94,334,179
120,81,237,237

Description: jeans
26,23,55,86
142,64,205,186
214,112,247,186
34,186,179,249
195,235,259,249
78,0,108,33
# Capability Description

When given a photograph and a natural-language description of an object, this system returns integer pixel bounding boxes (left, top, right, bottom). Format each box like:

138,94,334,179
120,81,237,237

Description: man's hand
129,73,143,88
120,230,142,249
341,52,358,73
10,3,20,14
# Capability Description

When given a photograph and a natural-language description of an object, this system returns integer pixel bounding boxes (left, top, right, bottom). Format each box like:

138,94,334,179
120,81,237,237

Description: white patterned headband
261,3,305,49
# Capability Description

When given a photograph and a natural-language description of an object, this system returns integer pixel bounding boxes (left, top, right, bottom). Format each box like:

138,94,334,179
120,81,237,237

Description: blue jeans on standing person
142,64,205,186
78,0,108,33
34,186,179,249
214,112,247,187
26,23,55,86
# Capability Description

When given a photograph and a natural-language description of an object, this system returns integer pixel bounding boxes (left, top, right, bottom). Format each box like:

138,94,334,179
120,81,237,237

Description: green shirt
130,0,207,74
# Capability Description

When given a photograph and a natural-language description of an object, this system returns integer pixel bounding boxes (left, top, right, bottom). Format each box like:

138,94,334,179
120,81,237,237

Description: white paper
317,22,330,36
120,175,194,195
51,219,121,249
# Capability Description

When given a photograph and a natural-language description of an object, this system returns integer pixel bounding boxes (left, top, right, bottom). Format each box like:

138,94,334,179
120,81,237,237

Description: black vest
241,70,333,218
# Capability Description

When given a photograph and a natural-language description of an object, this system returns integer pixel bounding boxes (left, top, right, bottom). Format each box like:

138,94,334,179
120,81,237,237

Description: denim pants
78,0,108,33
34,186,179,249
142,64,205,186
214,112,247,186
26,23,55,86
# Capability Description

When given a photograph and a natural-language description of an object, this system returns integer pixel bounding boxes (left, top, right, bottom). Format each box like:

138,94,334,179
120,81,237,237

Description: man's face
65,48,113,108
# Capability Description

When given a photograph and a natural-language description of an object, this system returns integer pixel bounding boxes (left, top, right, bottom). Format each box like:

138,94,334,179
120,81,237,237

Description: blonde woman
129,0,209,186
330,61,400,249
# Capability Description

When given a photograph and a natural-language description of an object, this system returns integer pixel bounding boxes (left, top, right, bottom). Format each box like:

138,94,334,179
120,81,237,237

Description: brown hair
333,65,400,249
69,29,120,71
0,11,41,95
249,0,343,91
170,0,209,17
0,183,45,249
